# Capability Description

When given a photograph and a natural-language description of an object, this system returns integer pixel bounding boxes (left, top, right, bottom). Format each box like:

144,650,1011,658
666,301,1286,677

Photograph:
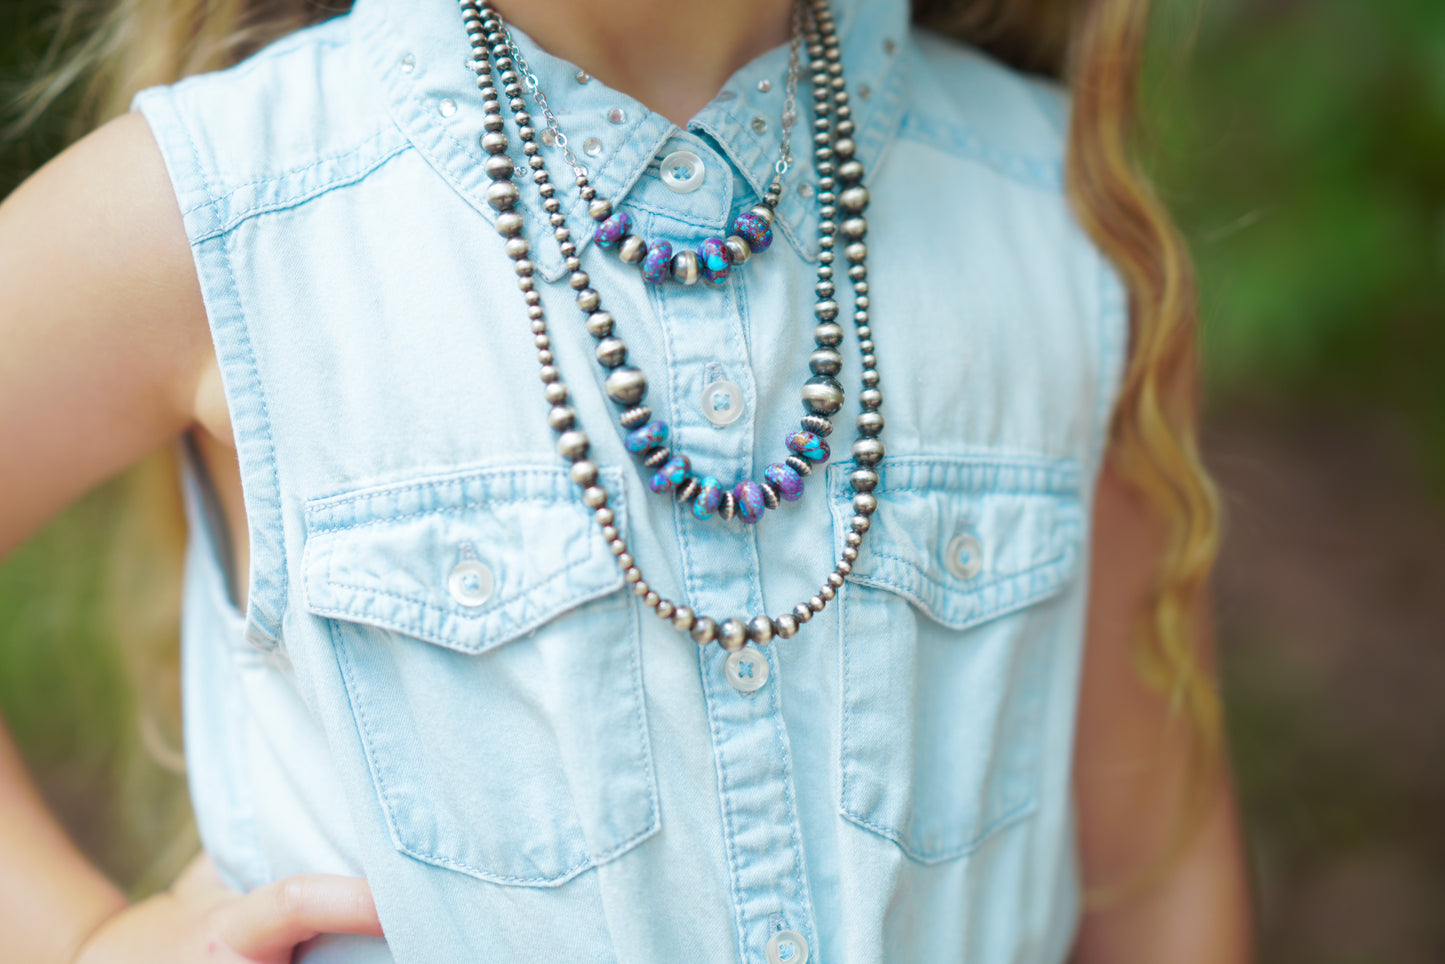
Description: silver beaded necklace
460,0,885,678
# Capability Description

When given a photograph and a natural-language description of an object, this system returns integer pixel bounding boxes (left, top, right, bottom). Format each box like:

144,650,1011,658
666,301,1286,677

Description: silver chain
505,35,586,177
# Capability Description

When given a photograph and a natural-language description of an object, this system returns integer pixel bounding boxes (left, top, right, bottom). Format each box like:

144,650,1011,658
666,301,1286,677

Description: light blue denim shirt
136,0,1128,960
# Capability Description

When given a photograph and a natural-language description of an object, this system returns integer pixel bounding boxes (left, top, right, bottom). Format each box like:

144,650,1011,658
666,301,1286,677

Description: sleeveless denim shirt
135,0,1128,959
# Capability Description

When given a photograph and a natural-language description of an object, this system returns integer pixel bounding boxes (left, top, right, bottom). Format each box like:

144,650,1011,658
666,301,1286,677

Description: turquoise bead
734,481,766,523
649,454,690,493
785,430,830,463
594,211,633,248
765,462,804,501
694,476,723,520
732,212,773,252
696,237,731,284
641,240,674,284
625,419,669,454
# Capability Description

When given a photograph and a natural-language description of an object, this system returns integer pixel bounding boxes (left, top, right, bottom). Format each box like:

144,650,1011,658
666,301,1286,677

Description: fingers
213,874,383,960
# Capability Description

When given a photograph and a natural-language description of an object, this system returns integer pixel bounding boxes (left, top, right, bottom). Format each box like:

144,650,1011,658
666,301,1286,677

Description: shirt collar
352,0,909,281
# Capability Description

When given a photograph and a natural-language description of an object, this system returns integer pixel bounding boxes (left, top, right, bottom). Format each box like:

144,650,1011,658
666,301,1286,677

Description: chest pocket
302,464,658,887
828,454,1084,863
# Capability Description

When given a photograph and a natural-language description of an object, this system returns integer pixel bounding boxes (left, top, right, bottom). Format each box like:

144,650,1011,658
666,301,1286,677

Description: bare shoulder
0,111,214,555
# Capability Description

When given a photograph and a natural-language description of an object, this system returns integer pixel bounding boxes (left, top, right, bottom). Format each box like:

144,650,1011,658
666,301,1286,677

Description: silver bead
853,492,879,516
809,348,843,376
835,137,856,158
569,460,598,486
759,480,781,510
845,530,863,548
785,455,812,477
850,513,872,533
838,159,864,183
723,236,752,265
814,322,844,346
800,414,834,437
595,337,627,368
544,382,568,405
568,270,591,290
719,618,748,651
858,411,884,436
588,198,613,220
505,237,530,259
582,485,608,509
691,616,718,645
656,598,676,620
859,387,883,410
675,477,701,503
671,250,701,286
842,545,859,562
845,242,868,263
808,594,827,612
486,180,519,211
672,606,697,632
618,235,649,264
601,526,619,542
642,589,659,606
819,584,836,601
841,217,868,240
839,185,869,212
623,566,642,584
538,364,559,383
547,406,576,431
618,405,652,429
604,366,648,405
749,204,776,224
594,506,615,526
494,212,523,237
827,571,846,589
850,467,879,492
813,299,839,321
576,289,600,312
557,430,590,461
719,490,736,521
792,602,813,624
802,375,845,416
632,580,650,597
481,131,509,154
748,615,774,645
484,154,515,180
853,438,885,466
643,446,671,468
773,614,799,639
585,311,615,337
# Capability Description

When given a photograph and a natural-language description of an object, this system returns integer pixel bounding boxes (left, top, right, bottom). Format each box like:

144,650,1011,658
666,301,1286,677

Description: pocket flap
303,464,624,654
828,454,1084,631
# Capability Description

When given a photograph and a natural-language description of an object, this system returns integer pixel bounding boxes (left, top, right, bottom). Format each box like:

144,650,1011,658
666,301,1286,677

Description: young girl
0,0,1253,960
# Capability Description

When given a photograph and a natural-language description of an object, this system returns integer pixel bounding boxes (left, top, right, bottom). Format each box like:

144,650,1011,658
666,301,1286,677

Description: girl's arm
1070,459,1254,962
0,113,381,963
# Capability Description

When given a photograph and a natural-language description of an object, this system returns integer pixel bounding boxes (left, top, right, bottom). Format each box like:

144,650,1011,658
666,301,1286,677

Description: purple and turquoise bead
732,212,773,253
649,454,690,493
594,211,633,249
733,481,767,524
785,429,830,463
693,476,723,520
764,462,805,501
624,419,669,454
696,237,731,284
640,240,674,284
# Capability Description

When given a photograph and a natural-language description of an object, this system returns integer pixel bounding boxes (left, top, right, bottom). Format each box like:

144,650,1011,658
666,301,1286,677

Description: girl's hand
73,853,384,963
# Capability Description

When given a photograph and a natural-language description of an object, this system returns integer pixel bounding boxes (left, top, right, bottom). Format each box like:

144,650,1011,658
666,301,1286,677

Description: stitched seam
309,495,571,533
306,464,579,513
182,127,396,214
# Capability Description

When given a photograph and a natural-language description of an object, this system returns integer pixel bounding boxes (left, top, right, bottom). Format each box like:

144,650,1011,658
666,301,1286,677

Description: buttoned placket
359,1,911,958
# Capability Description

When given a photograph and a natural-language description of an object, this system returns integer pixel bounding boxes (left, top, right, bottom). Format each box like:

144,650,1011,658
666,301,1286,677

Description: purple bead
696,237,731,284
624,419,669,454
694,477,723,520
785,430,830,463
734,481,766,523
594,211,633,249
640,240,674,284
732,212,773,253
649,454,691,493
764,462,804,501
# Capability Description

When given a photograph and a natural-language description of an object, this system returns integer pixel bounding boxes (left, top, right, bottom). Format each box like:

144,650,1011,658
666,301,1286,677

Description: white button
701,379,744,427
447,559,494,607
724,647,769,693
944,532,983,580
766,929,809,964
660,150,705,193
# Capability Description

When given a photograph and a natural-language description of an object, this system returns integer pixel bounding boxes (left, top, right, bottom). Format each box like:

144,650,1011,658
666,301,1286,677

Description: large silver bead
723,236,752,265
749,204,775,224
839,185,869,212
604,366,648,405
773,614,798,639
837,159,865,183
841,217,868,240
486,180,519,211
585,311,615,337
857,410,884,436
587,198,613,220
618,235,649,264
852,437,885,466
671,606,697,632
480,131,509,154
814,322,844,346
845,242,868,263
748,615,774,645
852,492,879,516
718,618,748,651
801,375,845,416
569,460,598,486
809,348,843,376
556,430,590,461
547,406,576,431
800,414,833,437
493,212,523,237
595,337,627,368
483,154,515,181
691,616,718,645
671,250,701,286
850,467,879,492
859,387,883,410
792,602,813,624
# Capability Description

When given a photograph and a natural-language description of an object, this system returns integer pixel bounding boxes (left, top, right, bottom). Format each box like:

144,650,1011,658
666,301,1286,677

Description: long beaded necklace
493,11,844,527
459,0,885,664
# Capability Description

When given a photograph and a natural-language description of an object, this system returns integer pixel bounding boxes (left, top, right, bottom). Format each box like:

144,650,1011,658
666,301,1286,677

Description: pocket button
766,930,809,964
447,559,494,607
944,532,983,580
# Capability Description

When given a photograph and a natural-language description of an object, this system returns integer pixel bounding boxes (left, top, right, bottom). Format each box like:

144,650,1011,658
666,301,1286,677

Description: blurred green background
2,0,1443,960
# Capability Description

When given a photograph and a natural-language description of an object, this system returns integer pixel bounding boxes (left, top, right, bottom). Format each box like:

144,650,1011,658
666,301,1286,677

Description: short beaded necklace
487,7,867,527
459,0,886,668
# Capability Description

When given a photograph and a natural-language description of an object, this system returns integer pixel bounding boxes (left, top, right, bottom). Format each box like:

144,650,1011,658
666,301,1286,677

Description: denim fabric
140,0,1128,959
